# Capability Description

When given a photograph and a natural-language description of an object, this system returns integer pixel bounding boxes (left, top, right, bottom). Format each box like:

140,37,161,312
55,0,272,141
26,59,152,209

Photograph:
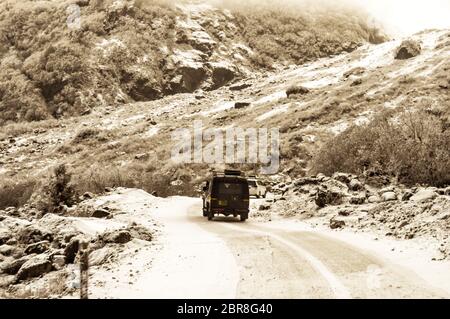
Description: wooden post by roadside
79,241,89,300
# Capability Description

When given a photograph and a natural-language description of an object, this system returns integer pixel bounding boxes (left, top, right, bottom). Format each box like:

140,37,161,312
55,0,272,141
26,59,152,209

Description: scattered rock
258,204,271,211
286,85,310,98
25,241,50,255
64,238,79,264
445,187,450,196
129,226,153,242
294,177,320,187
398,221,409,229
229,83,252,91
89,247,114,266
351,78,363,86
330,218,346,229
332,172,352,185
92,209,111,219
350,195,366,205
438,81,449,89
368,195,382,203
18,225,53,245
234,102,251,109
0,229,10,245
402,190,414,201
315,187,344,208
17,254,52,281
135,153,149,160
51,255,66,270
0,255,33,275
343,67,366,78
82,192,94,200
338,210,351,217
102,230,132,244
410,188,437,203
0,275,16,288
0,245,16,257
395,40,421,60
208,61,237,89
349,179,364,191
382,192,397,202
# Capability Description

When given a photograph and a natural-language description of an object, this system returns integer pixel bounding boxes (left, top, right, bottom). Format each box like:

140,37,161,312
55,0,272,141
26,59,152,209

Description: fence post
79,241,89,300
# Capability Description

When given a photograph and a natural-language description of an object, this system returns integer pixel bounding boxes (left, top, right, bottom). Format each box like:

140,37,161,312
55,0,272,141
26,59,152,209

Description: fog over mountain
351,0,450,36
213,0,450,36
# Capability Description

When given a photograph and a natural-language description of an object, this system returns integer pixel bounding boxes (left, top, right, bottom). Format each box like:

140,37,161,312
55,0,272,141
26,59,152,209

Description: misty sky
353,0,450,35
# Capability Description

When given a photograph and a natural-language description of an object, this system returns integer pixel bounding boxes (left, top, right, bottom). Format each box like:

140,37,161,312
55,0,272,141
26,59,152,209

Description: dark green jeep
202,170,250,222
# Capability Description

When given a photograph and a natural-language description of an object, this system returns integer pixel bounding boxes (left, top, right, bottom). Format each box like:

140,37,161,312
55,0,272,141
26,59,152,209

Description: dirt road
186,203,448,299
87,191,450,299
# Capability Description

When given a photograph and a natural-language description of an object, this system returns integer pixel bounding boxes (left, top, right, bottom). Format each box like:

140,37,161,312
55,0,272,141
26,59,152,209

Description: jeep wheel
207,212,214,221
240,214,248,222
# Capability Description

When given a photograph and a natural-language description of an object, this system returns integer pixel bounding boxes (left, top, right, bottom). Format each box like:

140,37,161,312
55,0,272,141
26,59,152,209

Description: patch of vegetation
0,0,177,125
31,164,77,214
224,0,387,68
0,178,37,210
312,109,450,187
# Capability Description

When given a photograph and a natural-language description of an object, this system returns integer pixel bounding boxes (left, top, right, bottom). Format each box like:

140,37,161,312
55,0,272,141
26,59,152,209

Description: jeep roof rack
212,169,244,177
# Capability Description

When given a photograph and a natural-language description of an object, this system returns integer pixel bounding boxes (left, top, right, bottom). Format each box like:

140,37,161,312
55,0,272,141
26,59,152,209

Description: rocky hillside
0,0,385,124
0,28,448,210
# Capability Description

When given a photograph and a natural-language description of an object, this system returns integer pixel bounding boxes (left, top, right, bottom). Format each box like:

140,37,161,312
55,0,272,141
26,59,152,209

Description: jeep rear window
217,183,247,195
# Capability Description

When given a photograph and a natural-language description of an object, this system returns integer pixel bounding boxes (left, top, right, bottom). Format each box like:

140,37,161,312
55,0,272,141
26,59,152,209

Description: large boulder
25,241,51,255
410,188,438,203
129,226,153,242
368,195,382,203
332,172,352,185
208,61,237,89
395,40,421,60
0,255,34,275
343,67,366,79
315,186,345,208
349,179,364,191
16,254,52,281
91,209,111,219
189,30,216,53
330,218,346,229
64,238,80,264
0,229,10,245
286,85,310,98
0,245,17,257
381,192,397,202
350,193,366,205
18,225,53,245
102,230,132,244
89,247,114,266
170,49,207,93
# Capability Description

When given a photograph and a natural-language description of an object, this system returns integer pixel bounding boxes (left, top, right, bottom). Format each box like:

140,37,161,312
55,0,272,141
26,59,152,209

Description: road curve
186,202,448,299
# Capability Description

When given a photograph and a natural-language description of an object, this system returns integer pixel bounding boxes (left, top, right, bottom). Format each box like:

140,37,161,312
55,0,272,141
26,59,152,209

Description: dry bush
31,164,77,214
312,110,450,187
0,178,37,210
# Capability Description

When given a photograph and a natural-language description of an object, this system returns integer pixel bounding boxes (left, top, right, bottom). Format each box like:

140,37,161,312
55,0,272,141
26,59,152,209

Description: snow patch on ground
201,101,235,116
257,104,290,122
